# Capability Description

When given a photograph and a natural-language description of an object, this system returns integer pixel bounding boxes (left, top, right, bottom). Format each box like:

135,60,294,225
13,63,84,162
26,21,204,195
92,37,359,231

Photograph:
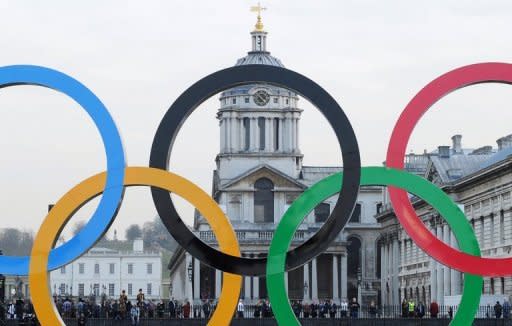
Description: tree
125,224,142,241
0,228,34,256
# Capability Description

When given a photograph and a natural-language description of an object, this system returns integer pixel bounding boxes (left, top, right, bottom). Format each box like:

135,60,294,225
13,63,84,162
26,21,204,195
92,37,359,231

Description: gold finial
250,2,266,31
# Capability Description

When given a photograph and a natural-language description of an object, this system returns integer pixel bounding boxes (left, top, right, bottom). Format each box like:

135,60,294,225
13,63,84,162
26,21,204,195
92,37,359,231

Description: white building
50,239,162,300
378,134,512,307
168,13,383,306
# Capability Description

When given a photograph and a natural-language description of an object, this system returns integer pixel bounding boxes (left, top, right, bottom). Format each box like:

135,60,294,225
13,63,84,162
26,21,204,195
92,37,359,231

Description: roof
479,147,512,170
235,51,284,67
429,151,494,183
299,166,343,187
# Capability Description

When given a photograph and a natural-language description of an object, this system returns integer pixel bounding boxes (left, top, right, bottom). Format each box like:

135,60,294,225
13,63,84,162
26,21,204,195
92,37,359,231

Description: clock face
253,90,270,106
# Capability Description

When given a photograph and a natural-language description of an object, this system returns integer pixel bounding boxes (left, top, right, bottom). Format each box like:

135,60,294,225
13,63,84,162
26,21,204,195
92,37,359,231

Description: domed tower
215,12,303,183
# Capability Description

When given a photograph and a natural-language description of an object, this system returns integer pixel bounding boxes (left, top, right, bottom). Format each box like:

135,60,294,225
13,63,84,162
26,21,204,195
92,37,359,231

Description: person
130,303,140,325
330,300,337,318
369,300,377,318
183,300,191,319
401,298,408,318
318,301,325,318
77,312,87,326
7,300,15,319
237,298,245,318
349,297,360,318
503,300,511,319
136,289,145,317
416,302,425,318
430,301,439,318
169,298,176,318
408,299,415,317
310,301,318,318
303,301,311,318
495,301,503,319
254,299,262,318
63,298,72,319
340,299,348,318
262,299,271,318
157,300,165,318
448,306,453,319
119,290,128,319
202,299,211,319
292,301,301,318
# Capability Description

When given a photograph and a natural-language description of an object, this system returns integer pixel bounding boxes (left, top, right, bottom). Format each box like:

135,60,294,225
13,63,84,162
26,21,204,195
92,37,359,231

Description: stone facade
378,134,512,306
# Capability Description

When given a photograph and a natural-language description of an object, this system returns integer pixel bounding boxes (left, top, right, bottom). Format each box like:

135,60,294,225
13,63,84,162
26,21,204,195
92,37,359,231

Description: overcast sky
1,1,512,239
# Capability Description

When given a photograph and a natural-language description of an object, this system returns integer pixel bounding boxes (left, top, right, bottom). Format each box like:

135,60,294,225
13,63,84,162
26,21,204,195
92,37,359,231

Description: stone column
450,231,462,295
239,118,245,151
278,118,284,152
332,255,339,300
266,118,273,151
244,277,251,300
436,225,444,304
381,244,386,305
443,224,451,296
291,116,296,152
312,258,318,300
226,116,231,152
430,225,438,303
341,254,347,300
253,277,259,299
193,258,200,301
304,262,310,300
392,238,399,305
220,118,226,153
231,117,238,151
215,269,221,299
185,254,193,302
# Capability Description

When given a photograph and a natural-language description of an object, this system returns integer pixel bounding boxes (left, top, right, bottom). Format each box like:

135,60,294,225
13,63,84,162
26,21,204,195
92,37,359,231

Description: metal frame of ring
0,65,125,275
266,167,483,326
386,62,512,276
150,64,361,276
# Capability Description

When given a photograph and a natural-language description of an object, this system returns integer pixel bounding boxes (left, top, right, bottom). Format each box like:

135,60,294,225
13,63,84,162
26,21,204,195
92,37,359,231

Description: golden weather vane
250,2,267,31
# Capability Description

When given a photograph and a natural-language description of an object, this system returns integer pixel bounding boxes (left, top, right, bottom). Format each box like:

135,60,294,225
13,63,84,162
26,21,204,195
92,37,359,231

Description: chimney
133,238,144,253
438,146,450,158
451,134,462,154
497,134,512,151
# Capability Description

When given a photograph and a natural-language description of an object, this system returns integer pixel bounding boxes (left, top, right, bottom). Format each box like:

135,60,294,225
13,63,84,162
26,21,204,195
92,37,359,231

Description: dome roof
235,51,284,67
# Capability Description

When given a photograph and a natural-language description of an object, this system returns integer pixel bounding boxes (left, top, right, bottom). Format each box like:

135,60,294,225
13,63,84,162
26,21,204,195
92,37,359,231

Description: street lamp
303,281,309,296
187,262,193,282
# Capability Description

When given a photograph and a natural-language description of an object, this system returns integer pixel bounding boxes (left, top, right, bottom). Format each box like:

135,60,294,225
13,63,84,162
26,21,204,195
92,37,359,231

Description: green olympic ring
267,166,482,326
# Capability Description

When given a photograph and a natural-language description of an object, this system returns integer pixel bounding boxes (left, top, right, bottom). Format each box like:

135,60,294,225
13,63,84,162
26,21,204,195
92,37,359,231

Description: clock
253,90,270,106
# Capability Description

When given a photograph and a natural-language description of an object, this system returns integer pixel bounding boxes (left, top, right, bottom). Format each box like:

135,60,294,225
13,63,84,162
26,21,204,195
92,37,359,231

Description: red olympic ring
386,62,512,276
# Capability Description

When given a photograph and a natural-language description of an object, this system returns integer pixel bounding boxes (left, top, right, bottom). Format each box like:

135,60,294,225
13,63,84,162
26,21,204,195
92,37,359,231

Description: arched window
314,203,330,223
254,178,274,223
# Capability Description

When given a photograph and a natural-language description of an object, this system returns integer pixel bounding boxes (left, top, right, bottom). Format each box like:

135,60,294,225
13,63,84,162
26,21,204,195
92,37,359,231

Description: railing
198,230,306,242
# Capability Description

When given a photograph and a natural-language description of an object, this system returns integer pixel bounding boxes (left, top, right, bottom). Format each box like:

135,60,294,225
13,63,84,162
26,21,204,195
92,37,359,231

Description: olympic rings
386,62,512,276
150,64,361,276
0,65,125,275
29,167,242,326
267,167,483,325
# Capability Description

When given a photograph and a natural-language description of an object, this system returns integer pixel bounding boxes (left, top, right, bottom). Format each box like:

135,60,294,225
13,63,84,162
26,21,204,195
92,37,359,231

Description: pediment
219,164,306,191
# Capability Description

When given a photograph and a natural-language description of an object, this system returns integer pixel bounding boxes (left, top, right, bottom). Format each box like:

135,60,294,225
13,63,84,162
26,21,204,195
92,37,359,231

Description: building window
147,283,152,296
93,283,99,296
273,118,279,150
258,117,265,150
78,283,84,297
109,263,115,274
232,98,236,104
94,263,100,274
254,178,274,223
314,203,330,223
245,97,249,103
500,210,505,244
128,263,133,274
109,284,115,297
60,266,66,274
128,283,133,296
273,97,278,104
349,203,361,223
78,263,84,274
285,98,289,105
147,263,153,275
59,283,65,295
243,118,250,150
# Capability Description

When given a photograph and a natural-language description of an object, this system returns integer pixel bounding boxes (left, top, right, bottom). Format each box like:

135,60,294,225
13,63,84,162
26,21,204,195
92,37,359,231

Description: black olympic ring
149,64,361,276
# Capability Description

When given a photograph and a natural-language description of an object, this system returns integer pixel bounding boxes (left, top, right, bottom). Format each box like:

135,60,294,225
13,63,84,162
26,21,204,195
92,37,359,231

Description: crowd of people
3,295,512,323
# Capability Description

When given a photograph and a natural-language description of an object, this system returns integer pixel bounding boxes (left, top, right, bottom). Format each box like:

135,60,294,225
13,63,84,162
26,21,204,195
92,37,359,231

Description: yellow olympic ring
29,167,242,325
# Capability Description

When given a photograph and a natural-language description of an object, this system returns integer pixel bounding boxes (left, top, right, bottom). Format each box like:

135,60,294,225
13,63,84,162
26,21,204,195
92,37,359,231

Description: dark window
254,178,274,223
232,98,236,104
273,97,278,104
286,98,289,105
245,97,249,103
258,117,265,150
314,203,330,223
243,118,250,150
349,203,361,223
273,118,279,150
94,263,99,274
